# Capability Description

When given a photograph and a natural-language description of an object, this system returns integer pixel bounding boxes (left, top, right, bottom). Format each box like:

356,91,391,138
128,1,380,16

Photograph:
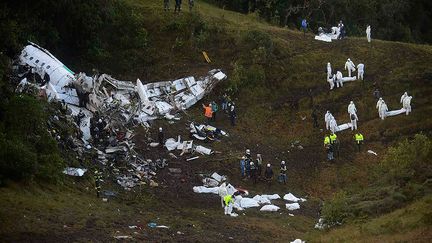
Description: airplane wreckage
11,42,227,189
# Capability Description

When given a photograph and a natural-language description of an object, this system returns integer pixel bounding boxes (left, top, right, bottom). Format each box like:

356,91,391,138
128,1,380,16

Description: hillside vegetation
0,0,431,242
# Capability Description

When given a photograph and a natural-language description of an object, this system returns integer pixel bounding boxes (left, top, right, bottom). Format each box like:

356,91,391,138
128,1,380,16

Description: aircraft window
35,60,39,63
41,63,45,66
24,54,28,57
29,57,34,60
46,65,51,69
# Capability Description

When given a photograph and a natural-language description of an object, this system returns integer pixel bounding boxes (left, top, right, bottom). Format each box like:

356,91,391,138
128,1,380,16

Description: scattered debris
367,150,378,156
113,235,133,239
63,167,87,177
260,205,280,212
283,193,307,202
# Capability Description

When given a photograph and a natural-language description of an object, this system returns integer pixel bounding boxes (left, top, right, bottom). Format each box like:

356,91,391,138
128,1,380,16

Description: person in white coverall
325,111,333,130
347,101,358,118
366,25,371,42
357,63,365,80
376,97,384,110
403,96,412,115
400,92,408,104
336,71,343,87
345,58,356,77
329,117,338,133
327,63,332,79
379,101,388,120
218,182,228,208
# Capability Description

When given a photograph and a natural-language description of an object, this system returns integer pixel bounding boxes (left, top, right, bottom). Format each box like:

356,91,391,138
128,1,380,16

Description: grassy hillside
1,0,431,242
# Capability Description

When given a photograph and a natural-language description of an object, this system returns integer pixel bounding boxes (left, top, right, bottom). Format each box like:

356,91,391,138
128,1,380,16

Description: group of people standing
239,149,287,185
326,58,365,90
202,93,237,126
164,0,194,12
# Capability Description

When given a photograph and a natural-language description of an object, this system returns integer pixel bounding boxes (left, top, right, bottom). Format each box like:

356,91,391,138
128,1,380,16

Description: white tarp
252,195,271,205
315,34,332,42
261,194,281,200
260,205,280,212
335,123,352,132
193,186,219,194
195,145,212,155
286,203,300,211
283,193,307,202
211,172,226,182
386,108,406,117
240,198,260,208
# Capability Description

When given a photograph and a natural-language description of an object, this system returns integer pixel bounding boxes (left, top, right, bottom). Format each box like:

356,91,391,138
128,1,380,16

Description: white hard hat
350,101,354,104
159,127,163,132
281,161,285,164
267,163,271,167
246,149,250,154
250,162,253,165
98,119,102,123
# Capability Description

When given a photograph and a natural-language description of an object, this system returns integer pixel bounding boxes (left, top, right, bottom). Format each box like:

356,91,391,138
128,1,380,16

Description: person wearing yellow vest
223,194,235,216
202,103,213,124
354,132,364,152
324,135,334,161
329,132,339,158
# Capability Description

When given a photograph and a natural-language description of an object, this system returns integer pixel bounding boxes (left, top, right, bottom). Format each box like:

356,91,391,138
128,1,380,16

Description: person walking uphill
202,103,213,124
354,132,364,152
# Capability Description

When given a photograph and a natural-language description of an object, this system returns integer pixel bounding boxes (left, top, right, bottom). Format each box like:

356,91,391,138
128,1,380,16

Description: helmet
246,149,250,154
250,162,254,165
267,164,271,167
350,101,353,104
159,127,163,132
281,161,285,164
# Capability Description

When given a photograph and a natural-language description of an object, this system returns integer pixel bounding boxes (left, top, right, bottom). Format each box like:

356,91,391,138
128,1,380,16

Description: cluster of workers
164,0,194,12
323,131,364,161
326,58,365,90
202,93,237,126
239,149,287,185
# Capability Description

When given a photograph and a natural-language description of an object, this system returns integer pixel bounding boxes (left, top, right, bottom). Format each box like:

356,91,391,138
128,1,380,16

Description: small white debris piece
289,213,294,217
286,203,300,211
165,138,180,151
290,239,305,243
149,142,159,147
156,225,169,229
315,218,327,229
367,150,378,156
113,236,133,239
260,205,280,212
63,167,87,177
283,193,306,202
195,145,212,155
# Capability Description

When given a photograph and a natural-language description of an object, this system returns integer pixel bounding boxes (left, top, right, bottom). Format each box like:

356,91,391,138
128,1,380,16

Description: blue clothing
240,159,245,177
245,160,251,177
301,19,307,28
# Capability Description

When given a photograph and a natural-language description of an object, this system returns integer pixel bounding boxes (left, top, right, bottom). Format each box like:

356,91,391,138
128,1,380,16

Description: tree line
206,0,432,43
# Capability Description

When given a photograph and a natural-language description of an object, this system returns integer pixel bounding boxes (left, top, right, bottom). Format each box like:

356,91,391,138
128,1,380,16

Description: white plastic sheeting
286,203,300,211
291,239,305,243
261,194,281,200
260,205,280,212
240,198,260,208
193,186,219,194
283,193,307,202
63,167,87,177
252,195,271,205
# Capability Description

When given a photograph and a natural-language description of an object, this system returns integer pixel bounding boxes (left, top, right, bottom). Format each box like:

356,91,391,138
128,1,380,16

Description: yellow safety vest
355,134,364,144
324,136,330,145
330,134,337,143
224,194,234,205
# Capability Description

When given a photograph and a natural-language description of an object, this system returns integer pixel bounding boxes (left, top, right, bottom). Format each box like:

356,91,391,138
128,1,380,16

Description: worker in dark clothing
279,161,287,184
174,0,182,12
158,127,164,146
250,161,257,184
330,132,339,158
264,164,274,187
311,108,319,128
94,170,103,198
164,0,170,11
76,109,85,127
229,105,236,126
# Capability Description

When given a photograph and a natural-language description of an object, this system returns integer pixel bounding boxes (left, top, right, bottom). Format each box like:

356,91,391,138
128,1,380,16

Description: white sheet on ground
367,150,378,156
315,35,332,42
291,239,305,243
193,186,219,194
261,194,281,200
283,193,306,202
240,198,260,208
260,205,280,212
63,167,87,177
286,203,300,210
252,195,271,205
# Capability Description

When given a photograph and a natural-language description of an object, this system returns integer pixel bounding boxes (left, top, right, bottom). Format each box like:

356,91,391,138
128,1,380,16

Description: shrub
321,191,351,227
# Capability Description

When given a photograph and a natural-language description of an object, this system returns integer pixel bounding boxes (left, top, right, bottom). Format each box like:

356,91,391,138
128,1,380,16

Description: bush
239,30,273,64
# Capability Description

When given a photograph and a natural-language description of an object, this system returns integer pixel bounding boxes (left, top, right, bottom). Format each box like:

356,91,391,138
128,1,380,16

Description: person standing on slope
366,25,371,43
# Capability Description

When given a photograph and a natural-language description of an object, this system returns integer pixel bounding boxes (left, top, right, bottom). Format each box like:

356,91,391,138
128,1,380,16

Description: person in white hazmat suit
366,25,371,42
378,101,388,120
345,58,356,77
357,63,365,80
329,117,338,133
376,97,384,110
336,71,344,88
223,194,237,217
400,92,408,104
325,111,334,130
327,63,332,79
347,101,358,119
218,182,228,208
403,96,412,115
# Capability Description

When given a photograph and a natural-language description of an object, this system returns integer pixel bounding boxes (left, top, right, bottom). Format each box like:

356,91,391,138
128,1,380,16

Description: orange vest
204,106,213,118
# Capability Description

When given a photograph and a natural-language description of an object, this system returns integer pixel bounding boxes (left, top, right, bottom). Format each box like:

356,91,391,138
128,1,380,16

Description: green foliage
240,30,274,64
228,62,265,93
0,96,65,184
321,191,350,227
380,134,432,183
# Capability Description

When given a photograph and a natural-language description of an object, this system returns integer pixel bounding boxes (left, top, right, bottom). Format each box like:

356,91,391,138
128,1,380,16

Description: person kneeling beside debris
224,194,238,217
